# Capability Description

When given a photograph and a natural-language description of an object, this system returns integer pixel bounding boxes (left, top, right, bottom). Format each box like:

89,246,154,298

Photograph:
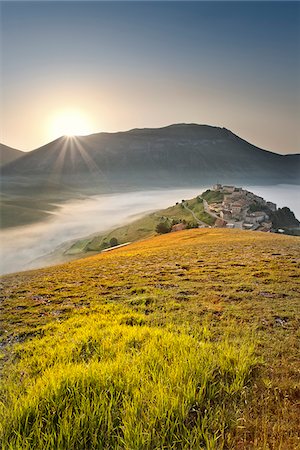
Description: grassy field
0,229,299,449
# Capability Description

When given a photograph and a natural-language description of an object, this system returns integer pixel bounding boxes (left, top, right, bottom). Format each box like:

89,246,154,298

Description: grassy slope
0,229,299,449
68,196,215,255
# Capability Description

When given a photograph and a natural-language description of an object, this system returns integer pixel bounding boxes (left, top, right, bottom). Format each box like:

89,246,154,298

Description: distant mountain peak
1,124,299,186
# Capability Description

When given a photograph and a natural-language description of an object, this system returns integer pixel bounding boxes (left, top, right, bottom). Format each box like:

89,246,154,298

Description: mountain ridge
1,123,293,156
1,124,298,186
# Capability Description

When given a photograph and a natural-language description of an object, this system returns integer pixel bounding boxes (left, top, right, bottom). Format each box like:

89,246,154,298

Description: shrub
110,237,119,247
155,222,171,234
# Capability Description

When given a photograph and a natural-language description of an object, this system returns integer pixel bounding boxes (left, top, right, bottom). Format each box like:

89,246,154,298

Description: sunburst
49,110,93,138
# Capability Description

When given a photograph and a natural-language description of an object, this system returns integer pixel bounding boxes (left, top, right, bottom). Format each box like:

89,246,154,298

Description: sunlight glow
49,110,93,138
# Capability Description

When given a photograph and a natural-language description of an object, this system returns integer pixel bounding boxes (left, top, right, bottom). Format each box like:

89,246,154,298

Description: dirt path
182,202,208,226
202,198,220,219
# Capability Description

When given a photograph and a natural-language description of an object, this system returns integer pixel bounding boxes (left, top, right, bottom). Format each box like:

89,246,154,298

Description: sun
49,110,93,138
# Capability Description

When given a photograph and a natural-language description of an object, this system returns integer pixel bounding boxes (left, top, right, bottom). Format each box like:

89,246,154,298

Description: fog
0,187,208,275
1,184,299,276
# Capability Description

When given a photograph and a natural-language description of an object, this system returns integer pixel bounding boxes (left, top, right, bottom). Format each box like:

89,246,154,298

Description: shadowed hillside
1,229,299,449
2,124,299,187
0,144,24,166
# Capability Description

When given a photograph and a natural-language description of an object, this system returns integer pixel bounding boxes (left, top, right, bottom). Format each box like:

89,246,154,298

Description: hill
1,229,299,448
2,124,299,187
0,143,24,166
64,194,214,258
55,186,298,264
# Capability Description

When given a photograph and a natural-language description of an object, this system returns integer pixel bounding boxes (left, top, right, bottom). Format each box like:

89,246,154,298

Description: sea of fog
0,184,299,275
0,187,207,275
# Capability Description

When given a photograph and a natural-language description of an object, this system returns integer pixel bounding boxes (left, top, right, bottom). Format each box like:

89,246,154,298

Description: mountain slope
0,143,24,166
2,124,299,186
1,229,299,448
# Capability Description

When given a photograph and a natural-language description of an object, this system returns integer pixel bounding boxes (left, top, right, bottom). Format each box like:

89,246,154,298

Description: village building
214,218,227,228
220,209,232,220
222,185,235,193
244,211,268,224
222,195,232,203
232,221,244,229
171,223,186,232
226,223,235,229
209,203,223,213
231,202,245,217
229,192,242,200
243,223,255,230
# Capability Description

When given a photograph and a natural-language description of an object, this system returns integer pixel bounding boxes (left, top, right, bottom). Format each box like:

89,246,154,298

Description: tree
186,221,198,229
155,222,171,234
100,241,109,250
109,237,118,247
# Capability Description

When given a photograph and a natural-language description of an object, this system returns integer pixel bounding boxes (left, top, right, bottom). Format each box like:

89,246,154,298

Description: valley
1,183,299,276
0,187,207,275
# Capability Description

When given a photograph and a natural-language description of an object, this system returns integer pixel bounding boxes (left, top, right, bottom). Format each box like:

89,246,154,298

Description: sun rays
46,135,104,186
45,109,104,182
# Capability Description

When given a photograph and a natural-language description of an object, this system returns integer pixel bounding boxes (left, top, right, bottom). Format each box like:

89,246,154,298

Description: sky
1,1,299,154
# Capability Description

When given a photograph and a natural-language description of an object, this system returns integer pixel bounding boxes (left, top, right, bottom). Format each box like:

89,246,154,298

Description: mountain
1,124,299,229
1,229,299,448
2,124,299,188
0,143,24,166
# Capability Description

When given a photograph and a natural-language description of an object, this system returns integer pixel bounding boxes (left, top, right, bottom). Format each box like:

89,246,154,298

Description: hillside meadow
67,194,214,255
0,229,299,449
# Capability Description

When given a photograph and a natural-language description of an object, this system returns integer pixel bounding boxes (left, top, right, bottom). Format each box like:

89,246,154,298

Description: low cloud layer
0,187,207,275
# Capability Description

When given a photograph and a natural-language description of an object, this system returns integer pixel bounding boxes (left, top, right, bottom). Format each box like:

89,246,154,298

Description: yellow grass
1,229,299,448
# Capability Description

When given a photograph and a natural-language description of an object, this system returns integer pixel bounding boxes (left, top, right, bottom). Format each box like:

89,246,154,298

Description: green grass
201,189,224,204
0,309,257,449
1,229,299,448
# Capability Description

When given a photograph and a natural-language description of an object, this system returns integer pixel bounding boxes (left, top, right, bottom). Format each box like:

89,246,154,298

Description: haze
1,1,299,154
0,188,207,275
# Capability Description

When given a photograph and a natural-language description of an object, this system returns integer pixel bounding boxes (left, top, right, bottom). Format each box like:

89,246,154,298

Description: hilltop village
206,184,276,231
175,184,297,234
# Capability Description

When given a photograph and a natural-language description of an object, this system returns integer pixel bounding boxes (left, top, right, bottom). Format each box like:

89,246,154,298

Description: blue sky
1,1,299,153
